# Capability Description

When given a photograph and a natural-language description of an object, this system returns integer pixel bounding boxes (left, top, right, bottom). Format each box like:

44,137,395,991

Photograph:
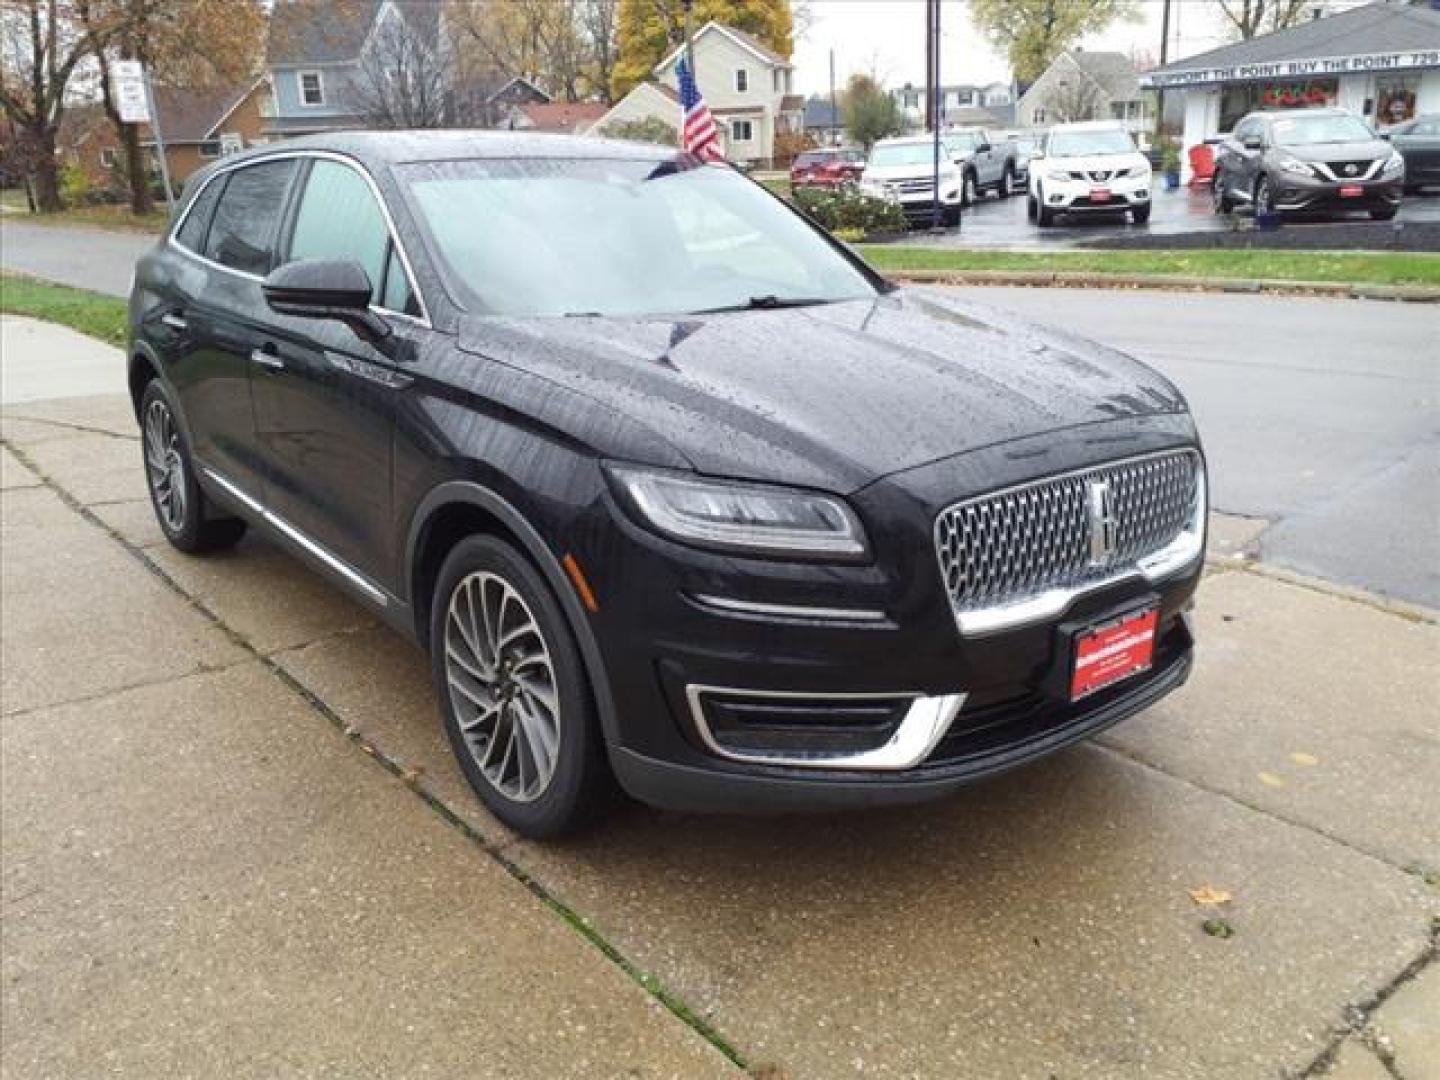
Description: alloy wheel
443,570,560,803
1256,177,1273,215
143,398,187,532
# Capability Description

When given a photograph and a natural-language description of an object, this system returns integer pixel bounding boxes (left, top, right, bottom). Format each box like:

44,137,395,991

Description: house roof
803,95,841,129
520,102,609,132
1065,50,1141,100
267,0,439,66
654,21,792,74
1144,0,1440,80
151,83,253,143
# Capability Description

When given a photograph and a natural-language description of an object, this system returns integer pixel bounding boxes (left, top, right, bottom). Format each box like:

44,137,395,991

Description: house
144,79,273,182
58,78,273,190
1016,51,1148,137
1141,1,1440,180
803,95,844,146
893,82,1015,129
590,21,804,165
514,102,609,135
473,76,553,129
264,0,441,137
588,82,681,142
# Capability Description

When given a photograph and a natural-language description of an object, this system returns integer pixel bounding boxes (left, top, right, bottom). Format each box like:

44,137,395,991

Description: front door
250,156,426,595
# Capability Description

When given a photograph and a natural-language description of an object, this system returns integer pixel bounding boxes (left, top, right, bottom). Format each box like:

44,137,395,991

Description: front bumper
569,419,1205,814
1270,171,1403,212
1038,176,1151,212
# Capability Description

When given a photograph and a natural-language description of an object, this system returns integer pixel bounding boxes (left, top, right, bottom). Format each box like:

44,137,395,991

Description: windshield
399,157,878,318
871,142,946,166
1046,128,1136,157
1272,113,1375,146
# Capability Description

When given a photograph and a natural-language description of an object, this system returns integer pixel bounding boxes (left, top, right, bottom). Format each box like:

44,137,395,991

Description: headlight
1277,157,1314,177
1045,169,1071,183
1382,152,1404,176
605,465,868,559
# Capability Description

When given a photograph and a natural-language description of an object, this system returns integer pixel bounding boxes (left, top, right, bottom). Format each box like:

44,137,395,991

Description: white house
1016,51,1149,139
1141,1,1440,181
892,82,1015,129
589,21,804,164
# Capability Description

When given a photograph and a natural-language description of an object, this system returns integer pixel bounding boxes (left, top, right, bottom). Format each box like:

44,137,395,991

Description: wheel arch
128,340,164,418
404,481,620,746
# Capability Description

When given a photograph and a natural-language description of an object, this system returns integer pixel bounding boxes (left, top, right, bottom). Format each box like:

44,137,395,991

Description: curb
888,268,1440,302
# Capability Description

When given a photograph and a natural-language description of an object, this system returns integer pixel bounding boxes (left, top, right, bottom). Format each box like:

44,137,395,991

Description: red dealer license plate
1091,188,1112,202
1340,184,1364,197
1070,606,1159,701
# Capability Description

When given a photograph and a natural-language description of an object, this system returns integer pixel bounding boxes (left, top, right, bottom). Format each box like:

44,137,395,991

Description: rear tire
1131,203,1151,225
139,380,246,554
430,534,607,838
1370,207,1398,221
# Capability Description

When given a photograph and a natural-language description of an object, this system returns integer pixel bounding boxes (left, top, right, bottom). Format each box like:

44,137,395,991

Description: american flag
676,56,724,162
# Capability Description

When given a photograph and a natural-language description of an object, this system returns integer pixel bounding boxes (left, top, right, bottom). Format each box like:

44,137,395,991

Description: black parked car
1213,107,1404,220
129,133,1207,837
1385,114,1440,192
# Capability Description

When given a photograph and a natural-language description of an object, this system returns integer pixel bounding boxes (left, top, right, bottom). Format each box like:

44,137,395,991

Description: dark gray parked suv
1213,107,1404,220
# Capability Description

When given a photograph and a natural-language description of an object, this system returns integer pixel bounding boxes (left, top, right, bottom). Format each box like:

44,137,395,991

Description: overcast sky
790,0,1348,96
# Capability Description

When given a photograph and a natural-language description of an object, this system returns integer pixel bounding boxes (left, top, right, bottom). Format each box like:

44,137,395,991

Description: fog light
1135,190,1149,200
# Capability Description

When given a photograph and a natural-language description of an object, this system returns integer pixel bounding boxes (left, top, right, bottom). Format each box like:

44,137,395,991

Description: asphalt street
4,219,1434,606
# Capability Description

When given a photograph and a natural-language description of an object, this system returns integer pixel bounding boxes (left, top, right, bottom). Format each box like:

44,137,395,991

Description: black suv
1213,107,1404,220
129,133,1207,837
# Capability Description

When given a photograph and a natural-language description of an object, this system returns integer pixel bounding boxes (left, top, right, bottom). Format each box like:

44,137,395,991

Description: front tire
140,380,246,554
998,166,1013,198
431,535,606,838
1213,172,1234,214
1370,206,1398,221
1255,176,1276,216
961,170,978,207
1036,195,1056,228
1131,203,1151,225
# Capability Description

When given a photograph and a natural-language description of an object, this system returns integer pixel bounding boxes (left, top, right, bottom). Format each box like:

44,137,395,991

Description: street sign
112,60,149,124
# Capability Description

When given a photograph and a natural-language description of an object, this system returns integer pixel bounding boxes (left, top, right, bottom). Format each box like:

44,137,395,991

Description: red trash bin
1187,143,1215,184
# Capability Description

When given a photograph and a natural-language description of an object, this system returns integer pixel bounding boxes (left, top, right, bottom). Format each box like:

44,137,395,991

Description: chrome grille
935,451,1200,613
893,178,936,195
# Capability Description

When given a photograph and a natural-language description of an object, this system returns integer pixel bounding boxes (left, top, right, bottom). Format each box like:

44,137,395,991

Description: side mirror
977,141,991,153
1242,135,1263,151
263,259,391,344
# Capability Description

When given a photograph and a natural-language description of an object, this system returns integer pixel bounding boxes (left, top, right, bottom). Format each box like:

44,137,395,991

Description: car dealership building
1140,1,1440,180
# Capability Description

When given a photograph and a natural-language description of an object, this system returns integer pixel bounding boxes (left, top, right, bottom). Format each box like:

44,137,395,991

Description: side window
285,158,421,316
204,160,297,276
285,158,395,303
174,173,227,253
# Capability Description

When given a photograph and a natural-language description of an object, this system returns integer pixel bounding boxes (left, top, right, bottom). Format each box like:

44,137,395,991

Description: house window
903,91,918,109
100,147,117,168
734,69,748,93
198,141,222,159
1033,107,1046,125
730,119,754,143
773,69,781,93
299,70,325,107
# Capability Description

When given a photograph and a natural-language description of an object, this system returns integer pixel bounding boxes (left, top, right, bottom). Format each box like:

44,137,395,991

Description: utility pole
930,0,943,230
141,67,175,213
829,48,837,146
1155,0,1172,145
682,0,695,78
924,0,934,132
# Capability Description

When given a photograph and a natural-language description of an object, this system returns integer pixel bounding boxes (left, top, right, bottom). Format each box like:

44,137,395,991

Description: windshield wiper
691,295,832,314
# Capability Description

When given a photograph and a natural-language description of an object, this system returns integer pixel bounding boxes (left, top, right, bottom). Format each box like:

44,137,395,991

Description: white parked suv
1028,122,1153,227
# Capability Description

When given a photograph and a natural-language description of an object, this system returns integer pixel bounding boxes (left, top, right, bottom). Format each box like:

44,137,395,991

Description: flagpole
682,0,695,77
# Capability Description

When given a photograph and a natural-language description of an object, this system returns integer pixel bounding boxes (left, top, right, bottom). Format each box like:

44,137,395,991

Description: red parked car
790,148,866,188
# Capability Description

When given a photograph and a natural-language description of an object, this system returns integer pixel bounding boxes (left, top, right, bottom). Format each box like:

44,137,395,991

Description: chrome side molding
685,685,966,771
200,466,389,607
689,593,889,625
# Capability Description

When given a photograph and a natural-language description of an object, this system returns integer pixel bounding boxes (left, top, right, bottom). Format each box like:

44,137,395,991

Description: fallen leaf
1290,752,1319,767
1258,771,1285,788
1202,917,1235,939
1190,886,1232,906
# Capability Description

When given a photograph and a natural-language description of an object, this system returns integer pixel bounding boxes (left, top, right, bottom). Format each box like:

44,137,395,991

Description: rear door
249,155,427,592
166,158,300,498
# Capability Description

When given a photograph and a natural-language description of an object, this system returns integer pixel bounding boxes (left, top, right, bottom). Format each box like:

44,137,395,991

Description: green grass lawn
0,273,129,346
856,246,1440,287
0,189,168,233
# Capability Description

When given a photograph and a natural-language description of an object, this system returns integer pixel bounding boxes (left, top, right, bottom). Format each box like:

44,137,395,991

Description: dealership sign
1141,50,1440,88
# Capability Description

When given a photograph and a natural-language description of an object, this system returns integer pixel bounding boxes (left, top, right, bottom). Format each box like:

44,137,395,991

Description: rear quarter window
173,174,226,253
203,159,298,276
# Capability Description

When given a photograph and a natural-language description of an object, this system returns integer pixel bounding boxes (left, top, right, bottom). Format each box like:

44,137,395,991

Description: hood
863,160,962,181
456,289,1186,494
1043,151,1149,174
1282,139,1389,164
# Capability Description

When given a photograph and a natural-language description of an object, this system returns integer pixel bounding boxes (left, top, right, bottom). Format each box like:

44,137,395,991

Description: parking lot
897,182,1440,250
2,271,1436,1076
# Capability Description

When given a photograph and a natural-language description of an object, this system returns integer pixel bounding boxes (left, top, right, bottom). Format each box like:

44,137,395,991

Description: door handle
250,344,284,371
160,312,188,330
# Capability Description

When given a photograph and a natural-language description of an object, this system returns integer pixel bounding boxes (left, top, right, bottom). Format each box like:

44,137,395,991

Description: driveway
896,183,1440,250
2,310,1437,1078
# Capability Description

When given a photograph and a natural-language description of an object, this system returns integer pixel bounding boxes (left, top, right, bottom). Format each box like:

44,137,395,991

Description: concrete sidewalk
2,328,1437,1078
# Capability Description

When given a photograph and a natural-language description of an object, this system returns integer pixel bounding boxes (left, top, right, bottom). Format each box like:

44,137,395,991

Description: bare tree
1215,0,1320,41
1048,76,1104,123
352,5,449,128
0,0,104,210
579,0,618,103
